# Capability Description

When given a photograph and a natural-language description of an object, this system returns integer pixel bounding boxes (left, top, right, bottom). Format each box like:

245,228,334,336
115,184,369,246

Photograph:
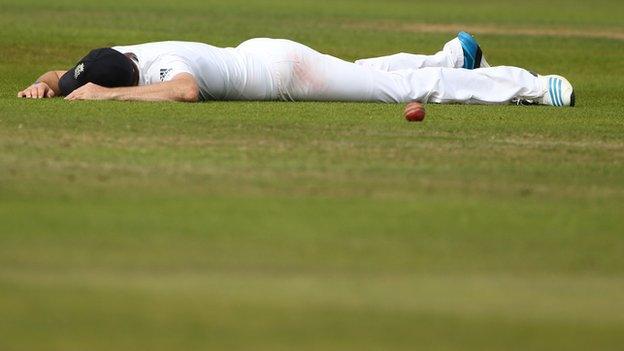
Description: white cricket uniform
112,38,545,104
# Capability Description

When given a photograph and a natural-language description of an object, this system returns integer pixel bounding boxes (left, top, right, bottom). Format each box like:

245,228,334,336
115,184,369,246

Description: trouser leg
354,37,464,71
368,66,544,104
246,38,544,104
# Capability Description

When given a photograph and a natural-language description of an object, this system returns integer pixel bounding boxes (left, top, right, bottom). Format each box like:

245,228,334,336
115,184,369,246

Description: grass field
1,0,624,350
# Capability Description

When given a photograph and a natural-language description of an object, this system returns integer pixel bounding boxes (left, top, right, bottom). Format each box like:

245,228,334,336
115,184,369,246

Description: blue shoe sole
458,31,483,69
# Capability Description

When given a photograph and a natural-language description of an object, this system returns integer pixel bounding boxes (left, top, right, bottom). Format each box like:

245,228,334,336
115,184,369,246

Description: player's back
112,41,262,100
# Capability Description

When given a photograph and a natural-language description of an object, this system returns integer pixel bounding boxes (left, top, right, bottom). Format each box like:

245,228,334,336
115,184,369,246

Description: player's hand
17,82,56,99
64,83,111,101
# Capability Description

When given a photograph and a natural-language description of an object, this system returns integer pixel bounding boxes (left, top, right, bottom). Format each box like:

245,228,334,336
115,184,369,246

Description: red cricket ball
404,102,426,122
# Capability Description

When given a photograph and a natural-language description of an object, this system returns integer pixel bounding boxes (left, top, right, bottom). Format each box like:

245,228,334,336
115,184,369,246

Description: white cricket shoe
537,75,575,107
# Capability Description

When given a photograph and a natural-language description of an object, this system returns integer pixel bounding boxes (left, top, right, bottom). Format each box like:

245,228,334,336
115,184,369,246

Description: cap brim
58,68,82,96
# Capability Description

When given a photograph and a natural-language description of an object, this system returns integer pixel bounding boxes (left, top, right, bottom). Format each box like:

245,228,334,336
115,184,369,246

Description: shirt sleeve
146,55,194,84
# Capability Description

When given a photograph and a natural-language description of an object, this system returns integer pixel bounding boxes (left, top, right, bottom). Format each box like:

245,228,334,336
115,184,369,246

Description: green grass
1,0,624,350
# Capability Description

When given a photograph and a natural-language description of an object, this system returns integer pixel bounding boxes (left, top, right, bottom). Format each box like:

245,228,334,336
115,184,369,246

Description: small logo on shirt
74,63,85,79
159,68,173,81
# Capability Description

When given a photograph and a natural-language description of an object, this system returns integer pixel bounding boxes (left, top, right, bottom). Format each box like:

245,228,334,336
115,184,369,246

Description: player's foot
537,75,575,107
457,31,490,69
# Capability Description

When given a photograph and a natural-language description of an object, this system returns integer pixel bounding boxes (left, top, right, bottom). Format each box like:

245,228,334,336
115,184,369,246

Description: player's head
58,48,139,96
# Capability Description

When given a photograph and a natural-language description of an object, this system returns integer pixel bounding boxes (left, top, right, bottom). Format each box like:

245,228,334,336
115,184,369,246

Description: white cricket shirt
112,41,274,101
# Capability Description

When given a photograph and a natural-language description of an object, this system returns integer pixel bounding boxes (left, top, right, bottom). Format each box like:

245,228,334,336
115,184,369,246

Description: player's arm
64,73,200,102
17,70,67,98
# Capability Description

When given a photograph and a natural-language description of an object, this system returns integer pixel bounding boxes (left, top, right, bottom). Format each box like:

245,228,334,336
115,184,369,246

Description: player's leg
371,66,546,104
354,51,458,71
354,40,461,71
355,32,489,71
269,39,545,104
350,63,573,106
240,38,572,106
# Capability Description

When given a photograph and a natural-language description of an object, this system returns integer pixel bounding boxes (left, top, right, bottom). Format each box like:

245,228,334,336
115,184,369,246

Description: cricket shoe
457,31,490,69
537,75,575,107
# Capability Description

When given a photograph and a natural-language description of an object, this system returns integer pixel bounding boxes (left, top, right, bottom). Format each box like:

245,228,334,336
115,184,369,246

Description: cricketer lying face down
18,32,574,107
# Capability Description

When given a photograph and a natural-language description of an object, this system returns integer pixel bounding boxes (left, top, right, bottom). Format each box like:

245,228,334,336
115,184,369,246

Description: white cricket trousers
235,38,545,104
